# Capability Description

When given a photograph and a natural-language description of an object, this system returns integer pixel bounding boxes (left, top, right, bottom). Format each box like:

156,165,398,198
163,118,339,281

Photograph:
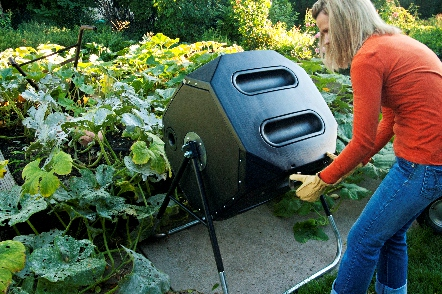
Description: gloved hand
289,152,362,202
289,173,331,202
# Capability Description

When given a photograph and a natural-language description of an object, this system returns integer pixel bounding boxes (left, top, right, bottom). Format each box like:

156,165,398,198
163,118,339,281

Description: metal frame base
151,140,342,294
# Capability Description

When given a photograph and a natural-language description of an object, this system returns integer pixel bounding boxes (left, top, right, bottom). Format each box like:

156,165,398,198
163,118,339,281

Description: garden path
139,178,380,294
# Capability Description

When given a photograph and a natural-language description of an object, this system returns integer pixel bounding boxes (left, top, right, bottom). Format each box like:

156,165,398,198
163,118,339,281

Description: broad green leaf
22,153,69,198
124,156,167,182
116,180,136,195
0,186,47,226
28,235,105,286
95,165,115,187
48,151,73,176
293,219,329,243
0,240,26,293
79,189,126,220
118,247,170,294
22,159,43,183
272,193,303,218
339,183,372,200
13,230,64,252
70,169,97,193
35,278,78,294
121,113,143,128
93,108,114,126
79,84,94,95
39,173,60,197
131,141,151,164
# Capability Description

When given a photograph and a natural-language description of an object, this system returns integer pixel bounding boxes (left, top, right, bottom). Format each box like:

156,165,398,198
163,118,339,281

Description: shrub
153,0,229,43
378,0,419,33
268,0,299,29
409,24,442,57
230,0,316,59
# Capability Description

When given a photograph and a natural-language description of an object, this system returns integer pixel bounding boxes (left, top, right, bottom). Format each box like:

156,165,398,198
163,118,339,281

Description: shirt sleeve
361,106,395,164
319,52,392,184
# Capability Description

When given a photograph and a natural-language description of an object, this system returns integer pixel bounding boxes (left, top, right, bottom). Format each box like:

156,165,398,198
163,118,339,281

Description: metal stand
152,140,342,294
153,140,228,293
282,196,342,294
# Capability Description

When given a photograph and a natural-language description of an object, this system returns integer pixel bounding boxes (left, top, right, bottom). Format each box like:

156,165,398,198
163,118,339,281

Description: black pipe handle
320,195,331,216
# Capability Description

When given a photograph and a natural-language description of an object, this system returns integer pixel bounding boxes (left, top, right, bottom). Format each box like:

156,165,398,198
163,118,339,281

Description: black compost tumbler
162,50,337,220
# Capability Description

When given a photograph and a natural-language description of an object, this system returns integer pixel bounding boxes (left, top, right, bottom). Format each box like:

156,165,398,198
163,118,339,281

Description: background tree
2,0,96,28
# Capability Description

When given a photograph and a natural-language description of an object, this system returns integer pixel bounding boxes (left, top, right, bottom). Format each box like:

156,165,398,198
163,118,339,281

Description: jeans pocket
421,166,442,201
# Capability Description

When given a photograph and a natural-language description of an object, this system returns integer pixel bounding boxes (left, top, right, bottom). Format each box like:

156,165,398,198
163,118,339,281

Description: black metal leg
189,148,228,294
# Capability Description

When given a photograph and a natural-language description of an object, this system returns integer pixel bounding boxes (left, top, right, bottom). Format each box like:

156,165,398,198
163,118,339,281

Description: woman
290,0,442,293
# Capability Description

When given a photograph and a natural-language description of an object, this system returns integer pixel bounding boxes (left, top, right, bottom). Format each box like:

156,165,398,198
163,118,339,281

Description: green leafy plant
0,240,26,293
0,32,242,292
230,0,317,59
0,160,7,178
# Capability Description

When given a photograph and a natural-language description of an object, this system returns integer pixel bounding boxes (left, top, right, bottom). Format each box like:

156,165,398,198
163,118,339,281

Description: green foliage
0,240,26,293
0,160,7,178
268,0,299,29
0,33,242,292
153,0,229,43
11,230,106,293
409,23,442,57
0,186,47,227
22,151,73,197
378,0,419,33
0,10,13,29
378,1,442,58
398,0,442,18
293,218,329,243
0,22,130,53
230,0,317,59
25,0,96,28
118,247,170,294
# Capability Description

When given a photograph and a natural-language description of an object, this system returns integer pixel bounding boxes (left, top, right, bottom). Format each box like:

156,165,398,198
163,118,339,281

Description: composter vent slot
233,67,298,95
261,111,324,147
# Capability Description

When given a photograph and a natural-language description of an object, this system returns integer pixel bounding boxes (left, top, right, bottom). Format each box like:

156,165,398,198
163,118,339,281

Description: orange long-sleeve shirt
320,33,442,184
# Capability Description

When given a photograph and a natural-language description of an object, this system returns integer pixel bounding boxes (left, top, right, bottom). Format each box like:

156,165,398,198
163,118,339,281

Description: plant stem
97,133,112,166
26,220,39,235
102,135,120,163
101,218,115,268
125,217,132,248
138,183,149,208
7,97,25,121
49,204,67,229
12,225,21,236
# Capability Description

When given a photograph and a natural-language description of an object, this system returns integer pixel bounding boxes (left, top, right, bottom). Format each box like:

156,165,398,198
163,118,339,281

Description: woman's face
316,11,330,52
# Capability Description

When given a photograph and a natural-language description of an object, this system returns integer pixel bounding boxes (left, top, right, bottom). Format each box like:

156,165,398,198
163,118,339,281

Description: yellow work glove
289,152,362,202
289,173,331,202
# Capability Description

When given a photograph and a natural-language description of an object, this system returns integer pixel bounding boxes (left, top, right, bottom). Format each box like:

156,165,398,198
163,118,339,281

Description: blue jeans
331,157,442,294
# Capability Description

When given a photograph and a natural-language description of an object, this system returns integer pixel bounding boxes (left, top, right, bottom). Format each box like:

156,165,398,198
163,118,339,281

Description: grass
297,225,442,294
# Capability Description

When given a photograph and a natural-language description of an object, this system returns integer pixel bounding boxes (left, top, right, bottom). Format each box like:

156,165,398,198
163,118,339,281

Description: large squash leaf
118,247,170,294
28,235,105,286
0,186,47,226
0,240,26,293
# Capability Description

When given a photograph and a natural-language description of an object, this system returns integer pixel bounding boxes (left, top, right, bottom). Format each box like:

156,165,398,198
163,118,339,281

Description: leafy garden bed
0,32,395,293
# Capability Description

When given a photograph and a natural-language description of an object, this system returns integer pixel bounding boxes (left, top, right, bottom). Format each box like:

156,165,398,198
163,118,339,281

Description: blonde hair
312,0,401,70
